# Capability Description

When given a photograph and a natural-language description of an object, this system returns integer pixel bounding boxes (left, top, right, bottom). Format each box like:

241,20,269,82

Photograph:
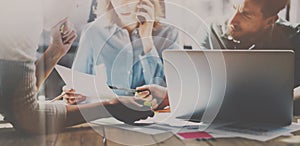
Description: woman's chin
119,18,138,27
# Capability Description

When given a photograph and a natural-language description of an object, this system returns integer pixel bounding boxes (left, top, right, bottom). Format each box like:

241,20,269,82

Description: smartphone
60,24,66,43
137,0,154,24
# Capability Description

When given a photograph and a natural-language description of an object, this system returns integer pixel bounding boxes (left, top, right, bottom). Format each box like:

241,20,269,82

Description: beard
226,25,265,43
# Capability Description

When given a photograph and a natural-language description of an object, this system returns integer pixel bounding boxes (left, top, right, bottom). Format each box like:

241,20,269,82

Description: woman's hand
136,84,169,110
62,89,87,105
137,0,155,54
49,18,77,58
35,18,76,89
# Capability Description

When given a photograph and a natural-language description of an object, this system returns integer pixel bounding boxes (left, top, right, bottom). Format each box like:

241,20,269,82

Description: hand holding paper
55,64,117,102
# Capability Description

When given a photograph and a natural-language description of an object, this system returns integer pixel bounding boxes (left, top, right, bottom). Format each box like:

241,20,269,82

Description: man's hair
253,0,288,18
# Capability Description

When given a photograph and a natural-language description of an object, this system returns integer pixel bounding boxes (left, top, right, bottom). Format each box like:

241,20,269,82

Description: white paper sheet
55,64,117,100
137,113,203,127
207,123,300,141
91,117,173,135
91,113,300,141
90,113,205,135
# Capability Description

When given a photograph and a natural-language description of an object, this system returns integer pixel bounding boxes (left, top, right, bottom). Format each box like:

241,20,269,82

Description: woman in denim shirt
72,0,180,95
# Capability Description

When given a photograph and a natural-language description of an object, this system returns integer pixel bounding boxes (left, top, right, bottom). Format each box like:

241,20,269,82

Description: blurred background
38,0,300,98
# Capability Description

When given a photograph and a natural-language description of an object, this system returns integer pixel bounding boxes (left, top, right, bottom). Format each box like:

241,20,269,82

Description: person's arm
139,26,180,86
65,96,154,126
72,24,96,75
35,18,76,90
137,0,155,54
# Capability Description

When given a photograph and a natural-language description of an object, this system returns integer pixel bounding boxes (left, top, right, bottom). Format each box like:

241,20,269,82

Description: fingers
61,21,77,45
151,98,159,110
136,11,153,22
136,84,163,98
50,17,77,55
136,85,150,91
137,0,155,22
135,90,151,99
139,0,154,8
62,30,77,45
137,3,154,16
52,17,68,30
62,87,75,94
62,88,87,105
64,94,87,105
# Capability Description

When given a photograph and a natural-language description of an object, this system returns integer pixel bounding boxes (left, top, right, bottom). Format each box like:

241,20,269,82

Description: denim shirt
72,19,180,95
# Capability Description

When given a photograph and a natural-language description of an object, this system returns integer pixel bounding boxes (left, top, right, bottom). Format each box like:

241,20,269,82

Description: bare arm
65,97,154,126
65,101,112,126
35,18,76,90
137,0,155,54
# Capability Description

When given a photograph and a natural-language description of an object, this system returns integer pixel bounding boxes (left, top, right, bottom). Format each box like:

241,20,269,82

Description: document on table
91,113,205,135
55,64,117,101
207,122,300,141
91,117,188,135
91,113,300,141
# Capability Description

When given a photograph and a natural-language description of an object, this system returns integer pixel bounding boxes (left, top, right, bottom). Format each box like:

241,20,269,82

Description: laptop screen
163,50,294,127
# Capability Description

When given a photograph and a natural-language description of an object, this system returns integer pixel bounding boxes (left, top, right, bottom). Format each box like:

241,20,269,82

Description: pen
108,85,152,107
108,85,150,93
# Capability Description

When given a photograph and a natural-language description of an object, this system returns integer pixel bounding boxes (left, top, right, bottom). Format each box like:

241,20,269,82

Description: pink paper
177,131,213,139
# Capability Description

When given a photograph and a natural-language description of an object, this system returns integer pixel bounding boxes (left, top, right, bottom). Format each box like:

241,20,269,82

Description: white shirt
72,18,180,95
0,0,74,62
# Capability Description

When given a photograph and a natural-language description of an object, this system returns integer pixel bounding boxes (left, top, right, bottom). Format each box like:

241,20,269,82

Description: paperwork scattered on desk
91,113,300,142
207,122,300,141
91,113,205,135
55,64,117,101
91,117,168,135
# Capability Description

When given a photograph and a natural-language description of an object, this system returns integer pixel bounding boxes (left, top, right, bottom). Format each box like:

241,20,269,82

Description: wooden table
0,116,300,146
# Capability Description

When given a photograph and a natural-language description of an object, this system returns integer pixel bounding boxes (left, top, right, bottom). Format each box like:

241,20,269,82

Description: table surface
0,116,300,146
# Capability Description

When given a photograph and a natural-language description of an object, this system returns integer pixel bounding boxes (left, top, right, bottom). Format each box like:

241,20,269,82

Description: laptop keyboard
216,123,278,136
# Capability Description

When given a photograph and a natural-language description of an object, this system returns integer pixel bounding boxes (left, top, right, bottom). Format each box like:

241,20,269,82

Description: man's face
227,0,268,40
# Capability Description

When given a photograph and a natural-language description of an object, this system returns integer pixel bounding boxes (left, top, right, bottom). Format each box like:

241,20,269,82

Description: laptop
162,50,294,128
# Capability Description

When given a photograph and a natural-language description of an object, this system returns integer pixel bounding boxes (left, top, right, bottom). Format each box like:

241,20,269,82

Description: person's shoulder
209,20,228,40
275,19,300,36
81,21,102,36
81,18,117,39
275,18,300,47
